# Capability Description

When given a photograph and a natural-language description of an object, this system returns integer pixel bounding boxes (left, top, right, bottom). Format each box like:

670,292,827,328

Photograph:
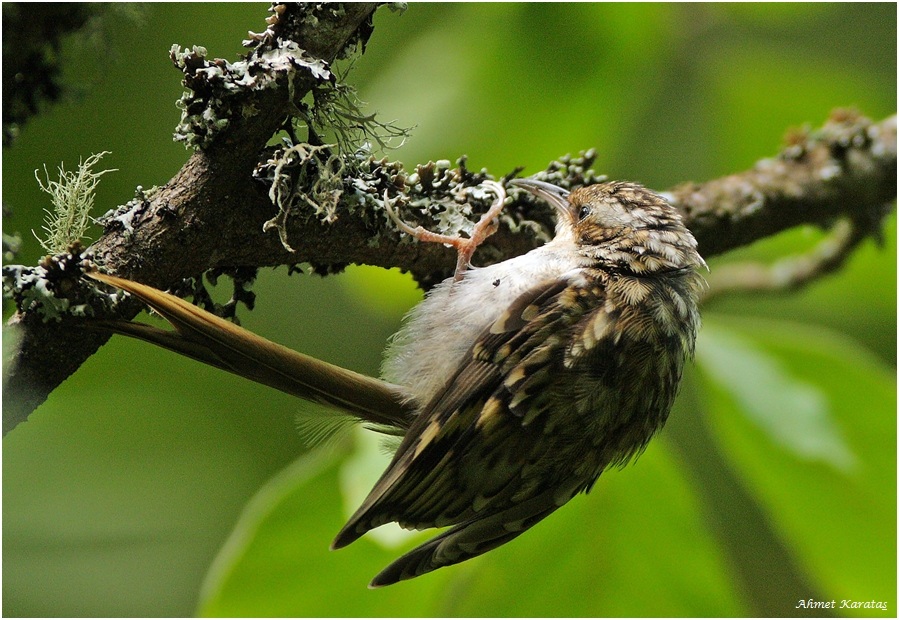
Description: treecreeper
87,178,706,587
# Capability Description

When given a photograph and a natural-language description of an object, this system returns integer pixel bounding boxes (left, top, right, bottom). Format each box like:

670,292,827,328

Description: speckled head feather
559,182,706,274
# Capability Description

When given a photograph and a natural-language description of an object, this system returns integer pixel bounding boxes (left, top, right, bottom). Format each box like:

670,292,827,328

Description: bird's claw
384,180,508,281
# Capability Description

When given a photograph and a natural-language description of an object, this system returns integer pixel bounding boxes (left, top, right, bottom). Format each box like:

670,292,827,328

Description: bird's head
512,179,706,274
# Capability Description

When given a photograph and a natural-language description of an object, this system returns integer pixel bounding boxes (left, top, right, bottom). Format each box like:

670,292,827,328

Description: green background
3,3,895,616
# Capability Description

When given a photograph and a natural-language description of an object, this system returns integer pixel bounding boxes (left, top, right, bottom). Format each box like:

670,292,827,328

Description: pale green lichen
257,142,346,251
33,151,116,254
255,81,411,252
251,61,411,251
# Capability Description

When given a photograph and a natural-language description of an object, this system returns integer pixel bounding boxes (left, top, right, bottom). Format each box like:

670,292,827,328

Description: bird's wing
369,486,565,587
332,274,599,550
86,271,414,430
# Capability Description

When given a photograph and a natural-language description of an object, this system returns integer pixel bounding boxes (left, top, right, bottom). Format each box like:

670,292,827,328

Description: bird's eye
578,205,591,221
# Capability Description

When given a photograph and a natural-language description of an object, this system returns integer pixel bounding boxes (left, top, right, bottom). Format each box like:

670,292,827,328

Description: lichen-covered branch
668,111,896,256
2,3,896,436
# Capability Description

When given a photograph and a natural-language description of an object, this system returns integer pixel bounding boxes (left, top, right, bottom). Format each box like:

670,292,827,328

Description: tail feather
86,271,415,430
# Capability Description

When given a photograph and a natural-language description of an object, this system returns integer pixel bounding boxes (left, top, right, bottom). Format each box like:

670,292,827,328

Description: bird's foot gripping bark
383,180,508,281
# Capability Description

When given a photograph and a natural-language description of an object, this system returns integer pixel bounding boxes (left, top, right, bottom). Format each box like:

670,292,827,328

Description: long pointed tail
86,271,414,430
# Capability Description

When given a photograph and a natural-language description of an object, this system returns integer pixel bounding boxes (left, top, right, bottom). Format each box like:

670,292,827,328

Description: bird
87,178,706,587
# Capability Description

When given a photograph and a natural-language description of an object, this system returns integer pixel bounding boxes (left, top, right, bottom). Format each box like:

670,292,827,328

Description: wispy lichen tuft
33,151,116,254
303,62,411,156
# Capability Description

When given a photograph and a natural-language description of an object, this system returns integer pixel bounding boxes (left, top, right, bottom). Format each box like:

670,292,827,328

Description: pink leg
384,181,507,281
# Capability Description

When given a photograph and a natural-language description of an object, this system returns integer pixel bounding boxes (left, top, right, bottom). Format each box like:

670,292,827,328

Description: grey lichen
382,149,605,240
256,142,347,251
170,39,334,149
530,148,604,191
377,158,498,242
255,88,410,251
97,185,157,236
33,151,116,254
258,143,605,257
2,244,120,323
339,149,605,257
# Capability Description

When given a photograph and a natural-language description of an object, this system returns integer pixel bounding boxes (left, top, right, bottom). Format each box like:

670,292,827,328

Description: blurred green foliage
2,3,895,617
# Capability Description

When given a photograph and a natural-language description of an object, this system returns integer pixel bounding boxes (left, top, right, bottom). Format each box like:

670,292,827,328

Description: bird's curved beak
510,178,571,216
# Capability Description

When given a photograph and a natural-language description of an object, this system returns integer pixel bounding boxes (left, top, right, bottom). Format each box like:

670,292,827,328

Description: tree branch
699,217,867,304
3,2,896,436
669,111,896,256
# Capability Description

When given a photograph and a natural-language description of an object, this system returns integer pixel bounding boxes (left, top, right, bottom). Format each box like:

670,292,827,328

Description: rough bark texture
2,3,896,435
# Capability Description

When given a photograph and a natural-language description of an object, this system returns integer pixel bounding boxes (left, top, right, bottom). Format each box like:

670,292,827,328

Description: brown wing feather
334,267,699,585
331,276,596,550
369,488,565,587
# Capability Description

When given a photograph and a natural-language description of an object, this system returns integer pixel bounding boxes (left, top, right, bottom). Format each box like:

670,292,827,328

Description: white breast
381,240,587,406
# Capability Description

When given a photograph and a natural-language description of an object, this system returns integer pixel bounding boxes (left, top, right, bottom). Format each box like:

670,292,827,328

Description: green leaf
196,444,452,617
695,315,896,616
697,320,856,471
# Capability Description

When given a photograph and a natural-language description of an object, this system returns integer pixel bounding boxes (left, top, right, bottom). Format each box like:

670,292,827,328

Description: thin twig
700,217,868,304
